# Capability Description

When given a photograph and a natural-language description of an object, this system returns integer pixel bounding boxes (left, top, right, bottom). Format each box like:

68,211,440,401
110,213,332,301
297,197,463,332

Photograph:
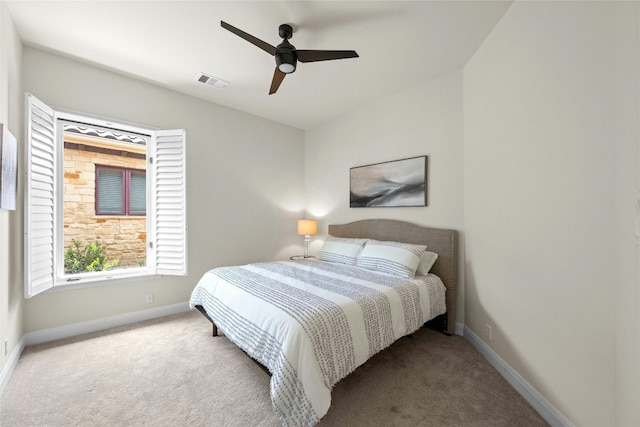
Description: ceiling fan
221,21,359,95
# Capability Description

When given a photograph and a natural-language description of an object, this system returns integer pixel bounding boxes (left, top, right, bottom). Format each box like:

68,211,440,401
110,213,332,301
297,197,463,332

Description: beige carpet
1,311,548,426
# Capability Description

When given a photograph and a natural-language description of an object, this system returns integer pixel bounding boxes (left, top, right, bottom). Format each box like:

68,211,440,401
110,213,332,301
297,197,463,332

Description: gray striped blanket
189,260,447,427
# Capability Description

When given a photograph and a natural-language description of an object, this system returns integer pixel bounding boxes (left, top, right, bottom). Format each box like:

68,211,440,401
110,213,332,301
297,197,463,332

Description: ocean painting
350,156,427,207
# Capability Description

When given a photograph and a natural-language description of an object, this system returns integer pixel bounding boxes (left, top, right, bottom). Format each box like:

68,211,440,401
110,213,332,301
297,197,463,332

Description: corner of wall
0,0,25,382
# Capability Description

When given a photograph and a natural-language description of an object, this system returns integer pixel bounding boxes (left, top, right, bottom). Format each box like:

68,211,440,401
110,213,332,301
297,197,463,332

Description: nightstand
290,255,316,260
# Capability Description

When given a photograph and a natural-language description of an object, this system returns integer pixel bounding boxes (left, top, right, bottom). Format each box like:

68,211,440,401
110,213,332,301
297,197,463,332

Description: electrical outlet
485,324,492,341
145,293,154,304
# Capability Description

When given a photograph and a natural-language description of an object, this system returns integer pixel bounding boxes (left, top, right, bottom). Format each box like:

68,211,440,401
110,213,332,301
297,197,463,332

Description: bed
189,219,458,427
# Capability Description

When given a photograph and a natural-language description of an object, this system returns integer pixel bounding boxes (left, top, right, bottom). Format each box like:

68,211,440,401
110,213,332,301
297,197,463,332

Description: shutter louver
153,129,187,275
25,93,56,297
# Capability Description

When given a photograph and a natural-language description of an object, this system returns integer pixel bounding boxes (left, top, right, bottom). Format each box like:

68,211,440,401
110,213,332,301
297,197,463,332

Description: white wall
0,0,23,381
305,70,465,325
464,2,639,425
21,47,305,333
613,4,640,424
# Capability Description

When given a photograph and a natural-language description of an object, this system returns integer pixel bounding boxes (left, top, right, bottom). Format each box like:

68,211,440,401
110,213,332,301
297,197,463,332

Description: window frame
25,93,187,297
95,164,147,216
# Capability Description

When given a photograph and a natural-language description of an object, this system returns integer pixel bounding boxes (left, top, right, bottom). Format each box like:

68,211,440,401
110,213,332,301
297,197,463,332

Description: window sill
51,271,160,292
92,215,146,220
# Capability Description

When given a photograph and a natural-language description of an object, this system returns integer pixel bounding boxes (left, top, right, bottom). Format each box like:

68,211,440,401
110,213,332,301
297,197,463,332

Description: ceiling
6,1,512,130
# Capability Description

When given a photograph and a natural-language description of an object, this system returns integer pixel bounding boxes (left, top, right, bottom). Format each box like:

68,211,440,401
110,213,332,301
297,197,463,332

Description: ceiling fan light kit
277,62,295,74
221,21,358,95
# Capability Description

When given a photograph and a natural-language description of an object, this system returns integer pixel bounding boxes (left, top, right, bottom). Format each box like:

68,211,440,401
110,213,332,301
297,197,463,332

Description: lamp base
290,255,316,260
303,235,311,258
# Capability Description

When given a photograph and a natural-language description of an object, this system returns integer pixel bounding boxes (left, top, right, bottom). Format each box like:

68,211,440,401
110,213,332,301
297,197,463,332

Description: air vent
197,73,230,90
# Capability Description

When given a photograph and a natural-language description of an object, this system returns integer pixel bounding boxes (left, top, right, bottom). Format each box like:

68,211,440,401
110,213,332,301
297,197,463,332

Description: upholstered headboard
328,219,458,335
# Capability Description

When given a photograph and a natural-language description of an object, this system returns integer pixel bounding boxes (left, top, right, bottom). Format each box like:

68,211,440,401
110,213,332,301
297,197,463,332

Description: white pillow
416,251,438,276
317,236,367,265
356,239,426,279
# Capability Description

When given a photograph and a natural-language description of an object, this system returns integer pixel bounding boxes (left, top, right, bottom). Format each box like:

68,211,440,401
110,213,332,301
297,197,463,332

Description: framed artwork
0,124,18,210
350,155,427,208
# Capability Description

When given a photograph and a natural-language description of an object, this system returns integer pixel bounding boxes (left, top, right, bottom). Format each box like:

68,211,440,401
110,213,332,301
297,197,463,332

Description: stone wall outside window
63,146,147,268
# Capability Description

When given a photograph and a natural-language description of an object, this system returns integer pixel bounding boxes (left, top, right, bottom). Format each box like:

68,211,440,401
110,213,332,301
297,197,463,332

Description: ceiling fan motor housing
276,39,297,73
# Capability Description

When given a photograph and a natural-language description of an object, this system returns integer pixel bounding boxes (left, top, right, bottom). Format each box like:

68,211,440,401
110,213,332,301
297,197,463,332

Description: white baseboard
463,326,574,427
24,302,190,346
0,336,25,397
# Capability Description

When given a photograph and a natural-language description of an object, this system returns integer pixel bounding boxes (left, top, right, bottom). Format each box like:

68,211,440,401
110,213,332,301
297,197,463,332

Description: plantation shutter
25,93,56,298
152,129,187,275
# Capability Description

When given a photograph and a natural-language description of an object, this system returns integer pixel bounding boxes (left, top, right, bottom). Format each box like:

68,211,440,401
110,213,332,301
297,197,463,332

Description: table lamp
297,219,317,258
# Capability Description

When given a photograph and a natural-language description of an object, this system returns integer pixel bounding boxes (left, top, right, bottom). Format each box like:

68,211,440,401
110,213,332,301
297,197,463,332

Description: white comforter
189,260,447,427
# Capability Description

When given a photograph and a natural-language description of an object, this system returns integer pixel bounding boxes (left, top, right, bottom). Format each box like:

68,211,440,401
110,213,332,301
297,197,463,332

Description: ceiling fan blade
269,68,286,95
221,21,276,56
297,50,359,63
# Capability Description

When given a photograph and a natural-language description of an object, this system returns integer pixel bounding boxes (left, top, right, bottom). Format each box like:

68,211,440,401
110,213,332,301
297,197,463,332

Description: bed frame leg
443,313,452,336
195,305,220,337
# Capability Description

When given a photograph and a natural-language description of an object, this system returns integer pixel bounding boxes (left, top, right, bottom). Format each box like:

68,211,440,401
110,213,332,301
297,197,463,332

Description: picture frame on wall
0,124,18,210
350,155,427,208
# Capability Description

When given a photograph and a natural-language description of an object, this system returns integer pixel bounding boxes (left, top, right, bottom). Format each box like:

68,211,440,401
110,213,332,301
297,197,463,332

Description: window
25,93,188,297
95,166,147,216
